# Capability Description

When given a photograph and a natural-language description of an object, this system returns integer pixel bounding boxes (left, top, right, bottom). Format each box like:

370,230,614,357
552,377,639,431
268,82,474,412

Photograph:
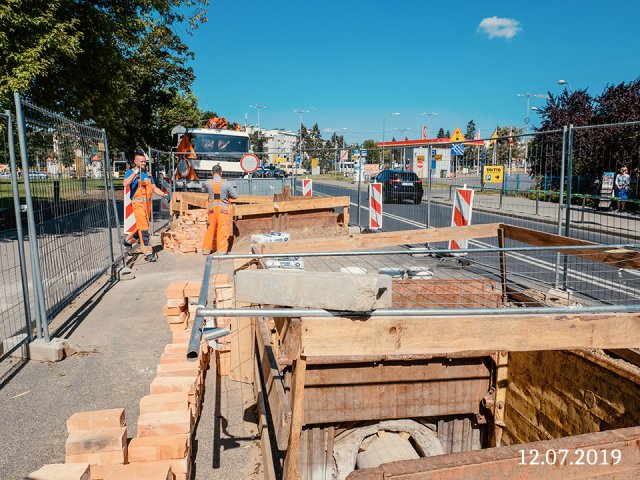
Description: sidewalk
0,239,260,480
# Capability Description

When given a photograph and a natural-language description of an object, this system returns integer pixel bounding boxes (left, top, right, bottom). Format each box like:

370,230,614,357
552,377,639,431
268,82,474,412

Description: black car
372,169,424,204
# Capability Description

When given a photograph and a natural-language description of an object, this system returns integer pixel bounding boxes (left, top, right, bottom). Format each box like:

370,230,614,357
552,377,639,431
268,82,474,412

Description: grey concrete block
235,270,392,311
28,338,66,362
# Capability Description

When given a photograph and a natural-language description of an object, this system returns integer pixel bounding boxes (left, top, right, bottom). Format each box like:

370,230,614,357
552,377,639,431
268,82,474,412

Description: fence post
148,146,155,236
102,129,126,268
6,109,33,341
426,145,432,230
562,124,574,290
554,125,568,289
356,150,363,230
101,136,116,280
14,92,49,341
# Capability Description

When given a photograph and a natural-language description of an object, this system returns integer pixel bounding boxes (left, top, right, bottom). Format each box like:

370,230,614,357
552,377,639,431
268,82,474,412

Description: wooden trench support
247,222,640,479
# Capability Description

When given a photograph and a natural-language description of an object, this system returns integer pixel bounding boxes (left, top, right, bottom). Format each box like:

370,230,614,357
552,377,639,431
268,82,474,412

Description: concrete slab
28,338,66,362
235,270,392,311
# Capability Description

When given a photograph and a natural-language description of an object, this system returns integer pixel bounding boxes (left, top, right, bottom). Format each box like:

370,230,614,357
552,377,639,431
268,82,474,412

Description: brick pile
25,280,219,480
160,209,207,254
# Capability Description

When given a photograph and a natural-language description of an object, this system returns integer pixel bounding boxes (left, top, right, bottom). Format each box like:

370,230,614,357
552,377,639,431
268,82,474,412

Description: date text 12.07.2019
519,448,622,466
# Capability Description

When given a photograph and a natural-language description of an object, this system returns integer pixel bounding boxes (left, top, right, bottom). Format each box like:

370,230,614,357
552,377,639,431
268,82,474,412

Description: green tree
362,139,380,163
465,120,477,140
445,130,451,138
436,128,446,138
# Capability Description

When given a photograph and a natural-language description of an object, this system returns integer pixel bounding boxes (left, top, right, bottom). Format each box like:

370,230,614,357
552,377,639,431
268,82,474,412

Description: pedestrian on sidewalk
202,164,238,255
123,150,169,262
614,166,630,212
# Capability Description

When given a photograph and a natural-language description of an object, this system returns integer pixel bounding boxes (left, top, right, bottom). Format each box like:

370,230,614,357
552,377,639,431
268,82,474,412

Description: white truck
171,125,250,190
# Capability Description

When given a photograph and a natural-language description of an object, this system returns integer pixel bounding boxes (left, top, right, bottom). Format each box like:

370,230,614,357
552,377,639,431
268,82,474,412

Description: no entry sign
240,153,260,173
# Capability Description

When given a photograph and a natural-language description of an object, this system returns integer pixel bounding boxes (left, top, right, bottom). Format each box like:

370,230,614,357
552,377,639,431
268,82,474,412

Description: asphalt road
296,180,640,307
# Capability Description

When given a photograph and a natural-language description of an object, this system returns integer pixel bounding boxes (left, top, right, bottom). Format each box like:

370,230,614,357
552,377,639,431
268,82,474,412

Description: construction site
1,99,640,480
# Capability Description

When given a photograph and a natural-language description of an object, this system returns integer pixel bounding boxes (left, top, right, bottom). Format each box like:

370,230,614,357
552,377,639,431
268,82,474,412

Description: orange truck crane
172,116,249,190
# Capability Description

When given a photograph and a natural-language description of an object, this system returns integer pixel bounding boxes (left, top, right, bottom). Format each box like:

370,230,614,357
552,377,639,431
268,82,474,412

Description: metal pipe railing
196,304,640,318
187,255,214,361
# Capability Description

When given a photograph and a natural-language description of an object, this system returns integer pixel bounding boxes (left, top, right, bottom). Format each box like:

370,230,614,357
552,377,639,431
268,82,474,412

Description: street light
382,112,400,167
294,109,309,176
557,79,572,92
394,128,413,169
517,93,547,166
421,112,438,139
249,104,266,130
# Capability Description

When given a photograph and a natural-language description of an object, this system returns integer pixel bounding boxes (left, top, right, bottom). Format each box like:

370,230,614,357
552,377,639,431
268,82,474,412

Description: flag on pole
508,127,514,145
422,125,427,140
473,130,480,141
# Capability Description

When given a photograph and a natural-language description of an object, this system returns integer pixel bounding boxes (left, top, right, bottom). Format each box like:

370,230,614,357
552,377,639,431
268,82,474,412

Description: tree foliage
0,0,209,152
532,80,640,180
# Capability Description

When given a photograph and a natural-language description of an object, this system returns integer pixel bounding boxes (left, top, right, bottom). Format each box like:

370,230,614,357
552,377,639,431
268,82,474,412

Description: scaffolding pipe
196,304,640,318
187,255,214,361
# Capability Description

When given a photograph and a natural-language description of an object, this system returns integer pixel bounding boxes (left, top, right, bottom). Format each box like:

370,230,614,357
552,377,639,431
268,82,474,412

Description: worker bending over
202,164,238,255
123,150,169,262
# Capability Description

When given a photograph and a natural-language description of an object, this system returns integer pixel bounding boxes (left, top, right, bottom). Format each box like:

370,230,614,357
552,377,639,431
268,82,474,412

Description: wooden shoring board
260,223,501,254
229,316,254,384
232,196,350,217
298,312,640,357
283,355,307,480
254,353,278,480
256,316,292,450
346,426,640,479
500,223,640,269
235,194,273,204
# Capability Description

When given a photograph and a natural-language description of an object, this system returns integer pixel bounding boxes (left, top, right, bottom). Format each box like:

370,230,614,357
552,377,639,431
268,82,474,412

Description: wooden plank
347,426,640,479
299,312,640,356
260,223,501,254
323,427,334,480
235,195,273,204
229,317,254,384
283,355,307,480
180,191,208,208
233,196,351,217
254,354,277,480
500,223,640,268
497,227,508,302
256,316,292,450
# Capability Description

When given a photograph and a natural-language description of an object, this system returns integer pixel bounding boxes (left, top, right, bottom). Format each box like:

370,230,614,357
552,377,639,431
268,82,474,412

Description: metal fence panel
148,148,173,235
14,97,122,326
0,110,33,360
233,177,294,196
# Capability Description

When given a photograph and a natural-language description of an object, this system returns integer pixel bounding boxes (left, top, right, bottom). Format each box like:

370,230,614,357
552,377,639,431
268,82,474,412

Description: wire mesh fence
0,110,33,360
14,96,123,328
148,148,173,235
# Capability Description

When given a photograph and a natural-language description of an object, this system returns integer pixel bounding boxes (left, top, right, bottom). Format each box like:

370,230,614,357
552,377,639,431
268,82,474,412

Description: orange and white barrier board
369,182,383,230
161,175,171,212
449,187,474,250
124,184,136,235
302,178,313,197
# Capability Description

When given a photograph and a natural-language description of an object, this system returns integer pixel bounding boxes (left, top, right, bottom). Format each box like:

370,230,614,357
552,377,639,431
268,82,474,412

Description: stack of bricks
160,209,207,254
64,409,128,468
213,279,234,376
163,282,190,332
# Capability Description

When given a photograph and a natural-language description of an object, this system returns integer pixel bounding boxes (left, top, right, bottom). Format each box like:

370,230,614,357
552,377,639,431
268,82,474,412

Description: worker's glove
163,193,170,201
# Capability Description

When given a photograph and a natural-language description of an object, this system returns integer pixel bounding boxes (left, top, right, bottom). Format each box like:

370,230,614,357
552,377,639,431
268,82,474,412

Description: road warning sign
483,165,504,183
449,128,465,143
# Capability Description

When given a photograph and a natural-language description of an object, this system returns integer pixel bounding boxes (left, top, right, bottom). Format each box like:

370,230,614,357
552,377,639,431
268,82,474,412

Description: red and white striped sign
123,184,136,235
302,178,313,197
449,187,474,250
161,175,171,212
369,182,383,230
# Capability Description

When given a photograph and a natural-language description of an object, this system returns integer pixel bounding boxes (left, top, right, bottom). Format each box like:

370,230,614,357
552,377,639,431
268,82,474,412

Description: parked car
371,169,424,204
28,171,48,179
0,171,10,179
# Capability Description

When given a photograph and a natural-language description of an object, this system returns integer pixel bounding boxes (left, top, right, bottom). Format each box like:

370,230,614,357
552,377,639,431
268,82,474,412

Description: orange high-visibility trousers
202,208,231,253
129,199,152,255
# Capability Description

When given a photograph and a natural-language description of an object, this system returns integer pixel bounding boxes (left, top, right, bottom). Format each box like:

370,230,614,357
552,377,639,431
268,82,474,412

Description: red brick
183,281,202,299
171,330,191,344
211,273,229,285
26,463,90,480
137,410,192,436
128,434,189,462
163,343,188,355
150,376,197,396
157,362,200,378
140,392,189,415
65,427,127,455
165,282,188,300
216,350,231,376
168,322,187,332
90,462,172,480
163,303,185,316
214,286,233,301
67,409,125,433
65,449,126,466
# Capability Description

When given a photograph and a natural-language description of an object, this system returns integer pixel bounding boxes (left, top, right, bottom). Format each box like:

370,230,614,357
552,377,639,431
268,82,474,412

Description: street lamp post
250,104,266,163
517,93,547,166
394,127,412,169
382,112,400,167
422,112,438,139
558,79,572,92
294,109,309,185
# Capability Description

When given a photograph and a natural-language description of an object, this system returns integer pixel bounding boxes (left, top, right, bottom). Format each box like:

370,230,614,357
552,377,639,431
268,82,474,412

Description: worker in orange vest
123,150,169,262
202,164,238,255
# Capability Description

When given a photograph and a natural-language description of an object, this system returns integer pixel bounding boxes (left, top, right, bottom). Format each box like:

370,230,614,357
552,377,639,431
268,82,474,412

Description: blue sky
186,1,639,143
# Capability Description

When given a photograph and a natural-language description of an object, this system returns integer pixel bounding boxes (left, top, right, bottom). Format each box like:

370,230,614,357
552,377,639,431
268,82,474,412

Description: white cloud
478,17,522,40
